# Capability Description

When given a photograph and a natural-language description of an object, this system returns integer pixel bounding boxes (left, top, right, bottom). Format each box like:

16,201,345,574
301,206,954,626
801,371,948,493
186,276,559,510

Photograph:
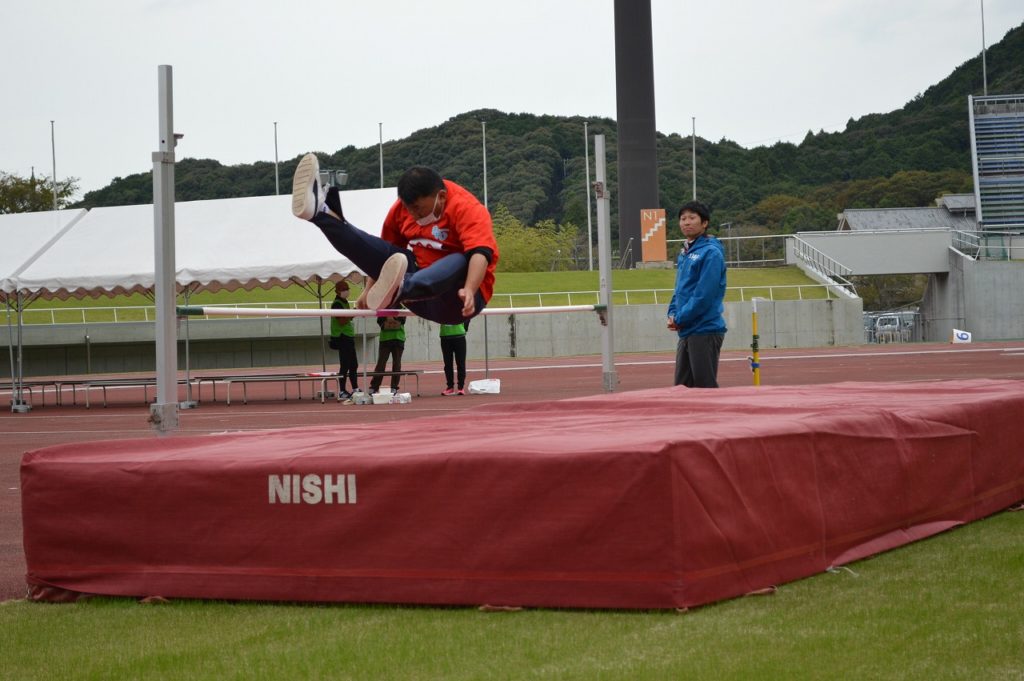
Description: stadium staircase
969,94,1024,230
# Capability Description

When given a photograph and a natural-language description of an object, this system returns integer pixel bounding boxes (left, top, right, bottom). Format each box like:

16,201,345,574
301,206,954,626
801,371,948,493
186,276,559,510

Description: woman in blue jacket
666,201,727,387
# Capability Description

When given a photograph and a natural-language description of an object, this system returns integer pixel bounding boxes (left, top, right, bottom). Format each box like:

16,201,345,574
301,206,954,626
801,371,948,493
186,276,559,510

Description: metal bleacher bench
3,380,60,407
194,370,423,405
56,377,191,408
6,378,192,408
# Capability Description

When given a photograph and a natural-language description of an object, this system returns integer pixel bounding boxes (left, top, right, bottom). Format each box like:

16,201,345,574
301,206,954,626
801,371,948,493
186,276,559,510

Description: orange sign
640,209,667,262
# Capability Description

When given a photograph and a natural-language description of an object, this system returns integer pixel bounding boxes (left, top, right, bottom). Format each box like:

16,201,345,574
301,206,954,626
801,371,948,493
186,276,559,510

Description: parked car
875,315,907,343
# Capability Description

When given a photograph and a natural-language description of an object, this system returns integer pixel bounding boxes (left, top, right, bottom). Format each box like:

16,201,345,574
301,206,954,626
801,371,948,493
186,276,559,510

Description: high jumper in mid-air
291,153,499,325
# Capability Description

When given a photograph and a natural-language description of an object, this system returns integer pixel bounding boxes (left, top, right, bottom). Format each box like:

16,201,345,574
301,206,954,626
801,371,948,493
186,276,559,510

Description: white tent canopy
9,188,396,300
0,209,87,297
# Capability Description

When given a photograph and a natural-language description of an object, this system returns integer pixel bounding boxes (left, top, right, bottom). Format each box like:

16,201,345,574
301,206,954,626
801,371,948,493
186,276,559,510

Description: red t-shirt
380,180,499,302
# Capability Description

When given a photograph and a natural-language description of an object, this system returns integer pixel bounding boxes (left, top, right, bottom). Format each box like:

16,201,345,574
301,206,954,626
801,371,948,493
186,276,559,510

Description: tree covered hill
78,22,1023,234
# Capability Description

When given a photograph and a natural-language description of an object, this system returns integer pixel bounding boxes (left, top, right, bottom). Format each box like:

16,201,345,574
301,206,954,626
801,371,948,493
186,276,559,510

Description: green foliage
492,205,580,272
0,171,78,214
65,23,1024,236
853,274,929,311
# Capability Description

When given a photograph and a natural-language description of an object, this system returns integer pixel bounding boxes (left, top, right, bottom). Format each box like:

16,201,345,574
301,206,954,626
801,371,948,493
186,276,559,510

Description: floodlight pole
691,117,697,200
274,122,280,195
585,122,593,271
980,0,988,96
482,120,488,209
595,134,617,392
50,121,58,211
151,65,180,434
379,122,384,188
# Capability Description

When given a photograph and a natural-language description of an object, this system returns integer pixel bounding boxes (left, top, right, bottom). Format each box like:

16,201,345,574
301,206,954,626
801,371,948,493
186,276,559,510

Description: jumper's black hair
397,166,445,204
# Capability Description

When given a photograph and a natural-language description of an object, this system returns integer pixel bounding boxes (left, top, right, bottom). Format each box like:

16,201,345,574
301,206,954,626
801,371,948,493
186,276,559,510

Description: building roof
935,194,975,213
837,207,977,232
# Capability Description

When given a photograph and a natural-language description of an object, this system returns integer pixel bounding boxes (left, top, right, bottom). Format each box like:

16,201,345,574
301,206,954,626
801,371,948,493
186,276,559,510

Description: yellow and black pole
750,298,763,386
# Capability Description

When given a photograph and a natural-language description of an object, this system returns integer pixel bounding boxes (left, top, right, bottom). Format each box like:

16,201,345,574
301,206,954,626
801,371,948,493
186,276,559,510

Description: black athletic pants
337,335,359,392
674,333,724,388
440,335,467,390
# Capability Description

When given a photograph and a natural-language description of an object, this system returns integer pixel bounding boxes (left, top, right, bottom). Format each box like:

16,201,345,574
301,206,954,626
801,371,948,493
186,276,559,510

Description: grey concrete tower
613,0,659,269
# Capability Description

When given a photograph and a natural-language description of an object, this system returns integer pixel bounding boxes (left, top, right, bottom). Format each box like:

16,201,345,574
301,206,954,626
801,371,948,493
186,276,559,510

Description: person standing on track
667,200,727,388
369,314,407,395
330,282,360,399
439,321,468,395
291,154,499,325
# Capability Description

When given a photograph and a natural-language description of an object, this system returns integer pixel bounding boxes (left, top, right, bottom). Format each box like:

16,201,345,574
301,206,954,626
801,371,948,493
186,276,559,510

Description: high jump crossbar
176,304,608,325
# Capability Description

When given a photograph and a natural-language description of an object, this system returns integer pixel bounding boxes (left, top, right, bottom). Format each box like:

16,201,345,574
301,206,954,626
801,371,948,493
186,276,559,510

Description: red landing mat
22,379,1024,609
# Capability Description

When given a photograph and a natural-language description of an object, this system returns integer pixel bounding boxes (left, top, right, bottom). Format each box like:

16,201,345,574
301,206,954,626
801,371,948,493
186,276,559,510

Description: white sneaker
367,252,408,309
291,153,324,220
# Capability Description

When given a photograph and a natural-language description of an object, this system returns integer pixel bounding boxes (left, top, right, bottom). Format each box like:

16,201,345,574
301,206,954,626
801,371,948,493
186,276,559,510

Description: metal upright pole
274,122,280,195
585,121,593,271
50,121,58,211
151,65,180,433
595,134,617,392
980,0,988,96
379,122,384,188
691,117,697,200
482,120,488,210
750,298,763,386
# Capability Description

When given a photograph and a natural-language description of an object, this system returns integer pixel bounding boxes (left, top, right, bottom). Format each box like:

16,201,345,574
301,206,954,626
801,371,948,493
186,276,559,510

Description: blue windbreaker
667,234,727,338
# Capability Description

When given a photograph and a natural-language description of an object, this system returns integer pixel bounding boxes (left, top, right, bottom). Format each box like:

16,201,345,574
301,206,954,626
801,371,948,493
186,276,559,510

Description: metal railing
667,233,789,268
19,301,323,325
17,284,847,325
952,229,1024,261
790,236,858,297
490,285,842,307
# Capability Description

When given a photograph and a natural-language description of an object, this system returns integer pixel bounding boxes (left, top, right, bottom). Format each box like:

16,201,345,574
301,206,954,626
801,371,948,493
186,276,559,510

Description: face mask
414,194,442,226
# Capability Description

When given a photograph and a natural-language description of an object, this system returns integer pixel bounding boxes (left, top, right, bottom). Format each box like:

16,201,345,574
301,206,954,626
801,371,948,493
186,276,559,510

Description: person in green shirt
330,282,359,399
369,313,407,394
439,322,467,396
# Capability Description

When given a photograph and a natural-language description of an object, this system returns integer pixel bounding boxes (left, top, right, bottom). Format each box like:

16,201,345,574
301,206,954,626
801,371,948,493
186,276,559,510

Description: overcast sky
3,0,1022,198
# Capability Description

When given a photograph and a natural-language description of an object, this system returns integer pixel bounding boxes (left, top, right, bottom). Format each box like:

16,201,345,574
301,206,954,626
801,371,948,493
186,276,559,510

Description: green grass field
15,267,835,324
2,510,1021,680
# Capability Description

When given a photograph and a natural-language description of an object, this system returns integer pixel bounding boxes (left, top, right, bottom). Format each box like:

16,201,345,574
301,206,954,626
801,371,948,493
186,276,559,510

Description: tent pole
6,298,19,412
5,299,12,391
316,278,334,400
180,287,197,409
12,292,30,412
360,316,368,395
318,278,327,373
